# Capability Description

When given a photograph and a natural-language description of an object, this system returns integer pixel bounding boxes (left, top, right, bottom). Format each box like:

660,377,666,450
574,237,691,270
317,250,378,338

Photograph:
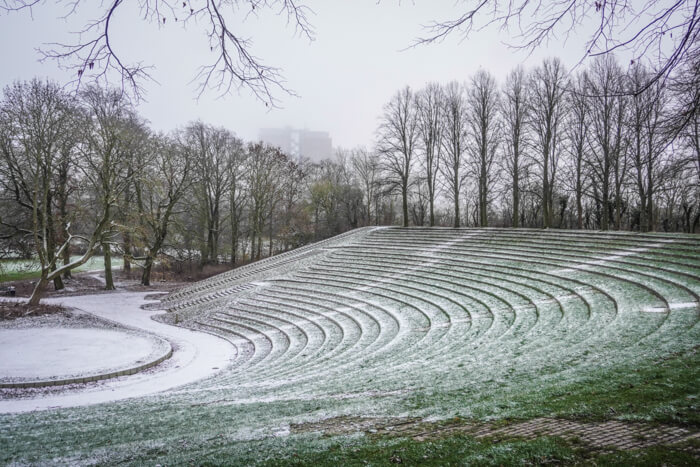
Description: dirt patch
0,279,35,298
123,263,234,283
291,416,422,436
2,274,105,299
0,301,66,320
122,281,188,293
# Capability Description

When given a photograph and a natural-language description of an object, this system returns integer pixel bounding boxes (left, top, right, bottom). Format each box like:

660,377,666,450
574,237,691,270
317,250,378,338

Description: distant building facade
259,127,333,163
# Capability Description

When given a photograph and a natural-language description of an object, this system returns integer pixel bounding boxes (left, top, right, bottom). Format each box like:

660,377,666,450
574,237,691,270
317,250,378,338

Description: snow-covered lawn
0,255,124,281
0,227,698,464
0,291,233,413
0,327,167,382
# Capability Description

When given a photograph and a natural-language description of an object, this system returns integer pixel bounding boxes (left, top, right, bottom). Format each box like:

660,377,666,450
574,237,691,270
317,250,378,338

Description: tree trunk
576,191,583,230
103,243,115,290
268,214,273,257
543,149,550,228
46,204,64,291
601,163,610,230
207,227,215,264
57,154,72,280
513,169,519,228
231,218,238,266
141,257,153,286
454,194,461,228
480,175,488,228
123,231,132,274
615,196,621,231
646,163,654,232
28,275,49,306
401,182,409,227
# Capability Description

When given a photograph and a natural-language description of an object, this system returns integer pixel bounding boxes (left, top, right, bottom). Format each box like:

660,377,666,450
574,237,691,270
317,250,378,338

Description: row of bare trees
1,52,699,304
376,56,700,232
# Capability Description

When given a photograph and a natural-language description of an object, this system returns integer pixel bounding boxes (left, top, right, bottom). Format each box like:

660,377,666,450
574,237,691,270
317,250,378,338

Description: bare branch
1,0,315,106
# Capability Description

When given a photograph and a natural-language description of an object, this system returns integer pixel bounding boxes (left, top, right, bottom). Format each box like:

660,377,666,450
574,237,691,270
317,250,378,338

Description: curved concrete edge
0,344,173,389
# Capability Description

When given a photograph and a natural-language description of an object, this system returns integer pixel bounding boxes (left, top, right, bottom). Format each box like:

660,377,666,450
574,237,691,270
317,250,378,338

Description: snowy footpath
0,291,233,414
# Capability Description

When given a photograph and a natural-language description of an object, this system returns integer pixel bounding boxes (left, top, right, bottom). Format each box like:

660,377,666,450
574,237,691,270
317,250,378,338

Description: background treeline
1,54,699,303
377,55,699,234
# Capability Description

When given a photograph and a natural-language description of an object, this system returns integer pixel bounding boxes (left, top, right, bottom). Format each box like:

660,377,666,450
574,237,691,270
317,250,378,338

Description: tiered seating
164,227,700,401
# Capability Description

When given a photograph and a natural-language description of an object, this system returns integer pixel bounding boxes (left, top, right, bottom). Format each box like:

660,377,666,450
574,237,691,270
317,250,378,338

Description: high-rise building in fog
259,127,333,162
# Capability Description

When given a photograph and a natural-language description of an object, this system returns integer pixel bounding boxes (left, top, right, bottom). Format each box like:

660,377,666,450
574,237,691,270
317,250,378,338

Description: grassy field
1,227,698,465
0,255,124,282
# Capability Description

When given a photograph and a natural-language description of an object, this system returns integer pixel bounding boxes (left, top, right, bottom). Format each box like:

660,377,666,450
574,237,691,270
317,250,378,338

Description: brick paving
295,416,699,454
479,418,698,451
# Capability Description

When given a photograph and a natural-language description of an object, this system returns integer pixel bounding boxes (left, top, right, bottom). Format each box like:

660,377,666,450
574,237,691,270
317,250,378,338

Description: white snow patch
0,291,235,414
549,243,667,274
0,327,164,381
669,302,699,310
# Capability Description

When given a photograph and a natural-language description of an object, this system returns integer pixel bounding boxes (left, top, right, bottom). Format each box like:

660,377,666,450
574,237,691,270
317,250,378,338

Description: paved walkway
473,417,699,451
0,291,234,413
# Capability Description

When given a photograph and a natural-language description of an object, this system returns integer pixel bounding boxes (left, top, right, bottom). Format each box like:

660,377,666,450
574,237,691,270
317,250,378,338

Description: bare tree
685,105,700,179
277,156,308,250
675,58,700,180
530,58,567,228
0,80,111,304
440,81,469,228
415,83,444,226
564,70,590,230
377,86,418,227
467,70,500,227
628,63,669,232
500,66,530,228
350,147,380,226
185,122,233,265
1,1,314,106
131,134,192,285
414,1,700,103
79,86,141,289
246,142,286,259
585,55,629,230
227,135,247,265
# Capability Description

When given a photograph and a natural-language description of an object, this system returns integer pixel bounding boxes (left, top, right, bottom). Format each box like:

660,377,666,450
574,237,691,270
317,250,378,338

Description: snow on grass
0,227,698,464
0,255,125,282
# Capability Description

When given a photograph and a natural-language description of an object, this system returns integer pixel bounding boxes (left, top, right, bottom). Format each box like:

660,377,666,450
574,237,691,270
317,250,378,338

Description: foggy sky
1,2,591,150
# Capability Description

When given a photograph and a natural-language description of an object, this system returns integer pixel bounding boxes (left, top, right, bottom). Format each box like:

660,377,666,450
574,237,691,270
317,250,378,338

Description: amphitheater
2,226,699,463
161,227,699,409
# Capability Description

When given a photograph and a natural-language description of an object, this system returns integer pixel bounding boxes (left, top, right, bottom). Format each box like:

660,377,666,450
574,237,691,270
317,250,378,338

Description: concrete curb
0,344,173,389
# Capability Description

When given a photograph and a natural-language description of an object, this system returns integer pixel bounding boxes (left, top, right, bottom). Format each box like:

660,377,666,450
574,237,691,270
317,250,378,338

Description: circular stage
0,327,172,388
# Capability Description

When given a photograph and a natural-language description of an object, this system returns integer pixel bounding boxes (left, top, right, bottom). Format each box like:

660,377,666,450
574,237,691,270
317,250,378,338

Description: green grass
0,255,124,282
0,343,696,465
1,228,698,465
410,345,700,426
257,435,698,467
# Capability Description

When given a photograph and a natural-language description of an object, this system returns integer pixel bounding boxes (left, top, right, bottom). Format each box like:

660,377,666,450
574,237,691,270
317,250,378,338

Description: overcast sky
1,1,594,150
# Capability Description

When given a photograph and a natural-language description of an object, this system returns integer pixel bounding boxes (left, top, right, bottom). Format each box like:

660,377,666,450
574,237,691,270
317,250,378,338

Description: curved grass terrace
1,227,699,465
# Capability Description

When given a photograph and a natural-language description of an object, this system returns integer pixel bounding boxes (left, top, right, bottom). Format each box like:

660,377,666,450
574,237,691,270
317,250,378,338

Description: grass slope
0,255,124,282
1,227,698,465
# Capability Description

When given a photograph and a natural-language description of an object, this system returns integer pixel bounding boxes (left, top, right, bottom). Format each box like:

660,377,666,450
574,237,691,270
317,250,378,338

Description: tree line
1,54,699,304
376,55,699,233
0,81,314,303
